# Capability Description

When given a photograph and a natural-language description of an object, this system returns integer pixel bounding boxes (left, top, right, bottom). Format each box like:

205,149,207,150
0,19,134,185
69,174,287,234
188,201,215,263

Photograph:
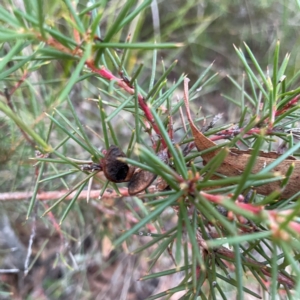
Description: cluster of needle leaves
1,1,300,299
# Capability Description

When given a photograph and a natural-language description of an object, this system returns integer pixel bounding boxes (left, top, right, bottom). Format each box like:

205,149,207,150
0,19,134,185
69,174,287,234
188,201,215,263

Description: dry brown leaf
183,78,299,199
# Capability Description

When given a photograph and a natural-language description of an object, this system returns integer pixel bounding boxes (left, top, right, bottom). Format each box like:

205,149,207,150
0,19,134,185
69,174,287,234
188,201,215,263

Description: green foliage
1,0,300,299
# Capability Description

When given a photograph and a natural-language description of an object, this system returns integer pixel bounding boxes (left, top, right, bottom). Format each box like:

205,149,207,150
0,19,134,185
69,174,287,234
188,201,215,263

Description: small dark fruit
102,145,135,183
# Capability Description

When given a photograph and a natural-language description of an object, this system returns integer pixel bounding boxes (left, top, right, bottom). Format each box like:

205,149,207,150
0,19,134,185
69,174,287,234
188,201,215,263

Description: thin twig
0,189,124,201
0,184,165,202
10,70,30,96
24,216,36,276
2,76,36,148
0,269,20,273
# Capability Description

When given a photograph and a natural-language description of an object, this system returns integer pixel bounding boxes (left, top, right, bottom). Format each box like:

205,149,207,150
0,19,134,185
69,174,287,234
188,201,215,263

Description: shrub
1,1,300,299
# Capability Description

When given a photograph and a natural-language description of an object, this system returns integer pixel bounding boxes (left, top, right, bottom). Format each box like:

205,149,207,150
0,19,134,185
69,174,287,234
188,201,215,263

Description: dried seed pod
128,169,157,195
102,145,135,183
156,176,169,191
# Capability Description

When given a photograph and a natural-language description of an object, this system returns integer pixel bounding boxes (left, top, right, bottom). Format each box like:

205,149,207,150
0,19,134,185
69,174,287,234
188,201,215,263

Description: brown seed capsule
128,169,157,195
156,176,169,191
102,145,135,183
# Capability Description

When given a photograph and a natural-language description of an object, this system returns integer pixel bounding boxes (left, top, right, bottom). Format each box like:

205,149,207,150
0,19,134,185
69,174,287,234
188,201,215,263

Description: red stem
85,60,167,149
210,127,274,141
275,94,300,116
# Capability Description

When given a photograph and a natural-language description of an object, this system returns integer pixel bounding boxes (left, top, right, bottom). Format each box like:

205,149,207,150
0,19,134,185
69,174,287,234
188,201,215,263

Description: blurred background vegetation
1,0,300,299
